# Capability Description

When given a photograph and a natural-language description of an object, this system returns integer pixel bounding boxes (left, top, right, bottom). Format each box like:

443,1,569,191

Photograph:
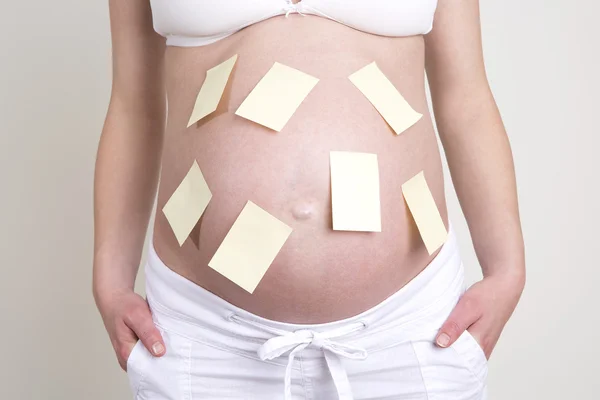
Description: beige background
1,0,598,399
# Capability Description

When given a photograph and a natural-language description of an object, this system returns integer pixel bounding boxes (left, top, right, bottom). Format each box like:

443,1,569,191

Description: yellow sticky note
208,201,292,293
402,171,448,255
187,54,238,127
348,61,422,135
330,151,381,232
235,62,319,131
162,161,212,246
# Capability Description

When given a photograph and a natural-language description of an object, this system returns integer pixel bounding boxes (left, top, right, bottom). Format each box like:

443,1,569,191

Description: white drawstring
228,314,368,400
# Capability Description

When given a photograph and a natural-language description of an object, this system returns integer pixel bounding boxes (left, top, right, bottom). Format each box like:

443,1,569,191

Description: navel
290,200,316,220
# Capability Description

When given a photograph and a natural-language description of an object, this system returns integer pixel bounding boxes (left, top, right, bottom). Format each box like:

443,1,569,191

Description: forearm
93,94,165,303
434,86,525,281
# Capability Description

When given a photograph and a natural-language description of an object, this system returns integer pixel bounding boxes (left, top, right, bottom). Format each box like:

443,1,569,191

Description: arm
93,0,167,370
424,0,525,357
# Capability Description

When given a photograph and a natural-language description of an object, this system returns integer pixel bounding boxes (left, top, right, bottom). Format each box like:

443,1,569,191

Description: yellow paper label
402,171,447,254
208,201,293,293
235,62,319,132
187,54,238,127
349,61,422,135
330,151,382,232
162,161,213,246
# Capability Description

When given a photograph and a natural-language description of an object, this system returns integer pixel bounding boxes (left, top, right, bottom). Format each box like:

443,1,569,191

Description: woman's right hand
97,288,166,371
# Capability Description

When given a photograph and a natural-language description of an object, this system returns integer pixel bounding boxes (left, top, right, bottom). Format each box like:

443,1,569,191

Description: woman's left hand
435,271,525,360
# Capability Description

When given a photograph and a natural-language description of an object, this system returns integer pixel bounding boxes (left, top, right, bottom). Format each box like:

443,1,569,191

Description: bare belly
152,15,449,323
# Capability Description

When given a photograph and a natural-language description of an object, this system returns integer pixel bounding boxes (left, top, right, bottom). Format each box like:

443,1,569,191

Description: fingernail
152,342,165,355
436,333,450,347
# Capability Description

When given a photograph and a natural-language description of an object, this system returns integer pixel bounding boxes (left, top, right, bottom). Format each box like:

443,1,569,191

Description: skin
93,0,526,372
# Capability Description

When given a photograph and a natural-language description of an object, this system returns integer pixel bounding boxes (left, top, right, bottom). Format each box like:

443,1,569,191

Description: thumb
435,293,481,348
124,303,166,357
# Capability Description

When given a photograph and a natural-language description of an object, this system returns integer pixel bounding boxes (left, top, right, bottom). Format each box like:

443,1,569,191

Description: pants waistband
145,222,464,400
145,220,464,353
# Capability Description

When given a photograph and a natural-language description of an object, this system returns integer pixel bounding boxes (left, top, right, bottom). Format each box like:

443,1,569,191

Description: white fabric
149,0,439,47
232,315,368,400
126,220,489,399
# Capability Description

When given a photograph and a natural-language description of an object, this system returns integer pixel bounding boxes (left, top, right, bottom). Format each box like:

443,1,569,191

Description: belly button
291,202,315,220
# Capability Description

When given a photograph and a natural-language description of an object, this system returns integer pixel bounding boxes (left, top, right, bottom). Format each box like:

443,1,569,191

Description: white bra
149,0,439,47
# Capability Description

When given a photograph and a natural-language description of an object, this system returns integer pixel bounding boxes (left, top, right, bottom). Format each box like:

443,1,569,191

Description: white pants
127,223,488,400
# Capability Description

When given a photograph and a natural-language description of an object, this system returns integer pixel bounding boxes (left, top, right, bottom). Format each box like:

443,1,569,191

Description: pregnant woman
93,0,525,399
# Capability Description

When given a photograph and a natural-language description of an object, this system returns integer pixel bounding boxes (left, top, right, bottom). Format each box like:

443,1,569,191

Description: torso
152,12,448,324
